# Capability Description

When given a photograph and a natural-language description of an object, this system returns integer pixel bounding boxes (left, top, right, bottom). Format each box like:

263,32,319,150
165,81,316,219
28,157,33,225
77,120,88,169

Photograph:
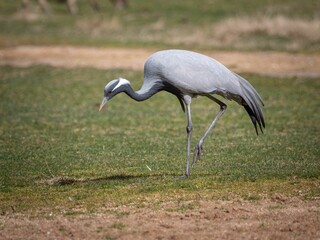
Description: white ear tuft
114,78,130,90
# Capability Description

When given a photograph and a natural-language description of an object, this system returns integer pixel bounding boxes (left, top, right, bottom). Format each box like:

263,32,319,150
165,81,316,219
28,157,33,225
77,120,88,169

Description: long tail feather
233,73,265,134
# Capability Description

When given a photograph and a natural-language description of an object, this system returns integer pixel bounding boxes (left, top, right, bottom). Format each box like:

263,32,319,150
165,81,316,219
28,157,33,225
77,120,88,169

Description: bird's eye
108,90,112,93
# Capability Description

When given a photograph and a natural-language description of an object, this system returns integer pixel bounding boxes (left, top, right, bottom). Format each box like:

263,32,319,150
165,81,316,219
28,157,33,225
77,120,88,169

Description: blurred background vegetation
0,0,319,51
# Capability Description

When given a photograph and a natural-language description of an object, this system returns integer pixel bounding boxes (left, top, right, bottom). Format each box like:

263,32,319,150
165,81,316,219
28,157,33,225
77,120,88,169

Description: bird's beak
99,97,108,112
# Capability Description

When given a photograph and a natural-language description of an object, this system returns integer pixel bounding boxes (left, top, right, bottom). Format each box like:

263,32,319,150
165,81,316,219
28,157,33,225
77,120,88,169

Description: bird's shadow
43,173,178,186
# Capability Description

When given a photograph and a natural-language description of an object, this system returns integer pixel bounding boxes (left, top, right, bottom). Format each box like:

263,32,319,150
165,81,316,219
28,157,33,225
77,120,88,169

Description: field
0,1,320,239
1,0,320,51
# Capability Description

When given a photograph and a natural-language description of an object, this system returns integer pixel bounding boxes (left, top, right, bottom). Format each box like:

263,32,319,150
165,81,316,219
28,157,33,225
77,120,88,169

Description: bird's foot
192,143,203,166
176,173,190,179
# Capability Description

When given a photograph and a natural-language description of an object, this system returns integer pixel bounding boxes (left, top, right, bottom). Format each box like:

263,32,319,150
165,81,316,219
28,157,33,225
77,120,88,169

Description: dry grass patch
155,15,320,51
214,15,320,50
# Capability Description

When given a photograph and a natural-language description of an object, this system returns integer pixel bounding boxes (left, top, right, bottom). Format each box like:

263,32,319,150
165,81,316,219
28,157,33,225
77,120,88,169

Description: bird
99,49,265,177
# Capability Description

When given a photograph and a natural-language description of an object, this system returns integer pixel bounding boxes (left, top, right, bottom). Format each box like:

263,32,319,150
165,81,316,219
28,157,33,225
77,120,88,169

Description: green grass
0,66,319,214
0,0,319,51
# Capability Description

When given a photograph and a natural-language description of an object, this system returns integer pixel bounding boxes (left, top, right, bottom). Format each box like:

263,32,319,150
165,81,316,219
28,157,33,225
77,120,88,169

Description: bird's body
99,49,265,177
145,50,239,95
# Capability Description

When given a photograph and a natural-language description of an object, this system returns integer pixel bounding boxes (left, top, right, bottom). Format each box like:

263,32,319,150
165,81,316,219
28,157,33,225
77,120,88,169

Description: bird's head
99,78,130,111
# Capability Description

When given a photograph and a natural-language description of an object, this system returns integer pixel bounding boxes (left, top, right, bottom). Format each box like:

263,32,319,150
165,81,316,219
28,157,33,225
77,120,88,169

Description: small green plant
109,222,126,230
96,226,104,233
104,234,116,240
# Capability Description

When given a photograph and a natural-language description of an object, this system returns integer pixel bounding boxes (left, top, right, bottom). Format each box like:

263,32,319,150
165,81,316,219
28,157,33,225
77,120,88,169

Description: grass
0,0,319,51
0,66,319,214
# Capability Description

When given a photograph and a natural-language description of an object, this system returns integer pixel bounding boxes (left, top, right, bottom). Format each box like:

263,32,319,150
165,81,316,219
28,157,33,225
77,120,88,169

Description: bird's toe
192,144,203,166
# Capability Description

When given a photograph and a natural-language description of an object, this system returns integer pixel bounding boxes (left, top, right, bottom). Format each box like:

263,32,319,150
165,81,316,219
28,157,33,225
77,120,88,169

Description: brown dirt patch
1,199,319,240
1,46,320,77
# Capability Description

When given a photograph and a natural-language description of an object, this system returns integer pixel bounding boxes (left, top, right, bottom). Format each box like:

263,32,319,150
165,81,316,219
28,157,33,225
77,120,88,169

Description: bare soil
1,46,320,77
1,199,319,240
1,46,319,239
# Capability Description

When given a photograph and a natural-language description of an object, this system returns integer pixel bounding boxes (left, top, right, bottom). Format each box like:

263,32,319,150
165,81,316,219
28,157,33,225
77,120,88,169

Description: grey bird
99,49,265,177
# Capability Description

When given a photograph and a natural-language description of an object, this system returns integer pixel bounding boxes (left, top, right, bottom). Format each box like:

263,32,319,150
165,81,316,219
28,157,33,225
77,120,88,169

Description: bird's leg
184,95,193,177
193,95,227,166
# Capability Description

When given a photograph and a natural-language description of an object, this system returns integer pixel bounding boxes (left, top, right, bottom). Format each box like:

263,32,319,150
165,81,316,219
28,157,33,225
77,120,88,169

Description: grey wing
151,50,238,94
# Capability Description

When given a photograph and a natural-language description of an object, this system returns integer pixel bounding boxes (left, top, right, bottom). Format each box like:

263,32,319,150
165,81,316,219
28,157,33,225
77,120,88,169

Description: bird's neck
124,82,161,102
122,80,185,112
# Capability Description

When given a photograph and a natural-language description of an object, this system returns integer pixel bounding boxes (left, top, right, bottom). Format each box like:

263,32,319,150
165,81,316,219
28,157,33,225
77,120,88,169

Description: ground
1,46,320,77
0,46,319,239
1,198,319,239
